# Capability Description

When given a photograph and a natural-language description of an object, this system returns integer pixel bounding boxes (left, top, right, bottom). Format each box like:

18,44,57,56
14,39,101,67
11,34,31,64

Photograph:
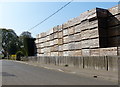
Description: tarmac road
2,60,117,85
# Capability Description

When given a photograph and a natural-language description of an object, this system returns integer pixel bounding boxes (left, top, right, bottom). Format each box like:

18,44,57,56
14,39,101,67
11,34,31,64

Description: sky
0,1,118,37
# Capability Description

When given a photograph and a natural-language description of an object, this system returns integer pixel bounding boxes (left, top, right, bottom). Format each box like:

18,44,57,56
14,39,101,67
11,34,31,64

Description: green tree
19,31,36,56
1,29,20,57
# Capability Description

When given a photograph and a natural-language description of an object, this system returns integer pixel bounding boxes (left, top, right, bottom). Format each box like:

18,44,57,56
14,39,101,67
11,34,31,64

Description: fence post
106,56,109,71
83,57,84,69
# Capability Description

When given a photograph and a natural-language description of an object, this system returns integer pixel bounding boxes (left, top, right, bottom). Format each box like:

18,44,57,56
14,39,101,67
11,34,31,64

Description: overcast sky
0,2,118,37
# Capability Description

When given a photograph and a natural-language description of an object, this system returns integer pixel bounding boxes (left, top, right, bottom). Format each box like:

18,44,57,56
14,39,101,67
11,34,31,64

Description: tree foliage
19,31,35,56
20,31,32,38
0,29,35,58
1,29,20,57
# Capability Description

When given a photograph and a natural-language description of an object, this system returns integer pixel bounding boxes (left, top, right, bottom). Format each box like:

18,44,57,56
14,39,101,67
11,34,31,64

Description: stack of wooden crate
107,6,120,47
35,5,119,56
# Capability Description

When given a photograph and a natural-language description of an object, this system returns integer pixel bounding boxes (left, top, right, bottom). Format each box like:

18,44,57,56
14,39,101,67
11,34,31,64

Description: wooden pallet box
47,41,50,47
63,36,69,43
73,16,81,25
79,20,89,31
100,47,117,56
74,50,82,56
53,26,58,33
53,45,59,52
68,35,75,42
63,29,69,36
90,38,99,48
108,5,119,16
40,32,46,38
37,44,40,48
89,20,98,29
46,35,50,41
67,19,74,28
44,42,47,47
51,52,59,56
74,33,81,42
68,17,82,27
43,43,46,48
64,18,77,28
58,25,63,31
50,40,54,46
87,8,97,20
45,36,48,42
49,34,54,40
58,52,63,56
37,44,40,49
58,31,63,39
74,24,81,33
45,42,49,47
88,8,107,18
90,49,100,56
107,25,120,37
81,39,91,49
82,49,90,56
67,51,71,56
63,51,69,56
63,44,69,51
36,34,39,38
49,47,53,52
96,8,108,18
35,44,39,49
38,34,42,38
47,47,51,53
35,39,39,44
45,47,50,53
40,43,44,48
58,45,63,51
44,48,49,53
53,39,59,45
48,28,54,35
107,15,120,27
80,10,89,22
69,51,77,56
54,32,58,39
58,39,63,45
38,53,42,56
46,53,51,56
108,36,120,47
81,30,90,40
37,49,39,54
89,28,99,39
38,49,41,54
36,44,40,49
41,48,45,53
41,37,46,43
68,42,75,50
46,30,50,36
38,38,42,43
75,42,81,50
63,21,69,29
68,27,75,35
35,38,39,43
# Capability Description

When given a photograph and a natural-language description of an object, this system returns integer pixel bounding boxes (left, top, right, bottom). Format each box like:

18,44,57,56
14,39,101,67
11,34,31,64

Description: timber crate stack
35,5,120,56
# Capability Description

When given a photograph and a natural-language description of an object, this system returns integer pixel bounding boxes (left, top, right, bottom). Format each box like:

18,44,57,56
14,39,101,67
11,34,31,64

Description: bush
16,51,24,61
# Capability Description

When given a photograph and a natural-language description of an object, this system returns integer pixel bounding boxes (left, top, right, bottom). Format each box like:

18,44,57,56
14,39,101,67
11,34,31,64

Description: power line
28,0,73,31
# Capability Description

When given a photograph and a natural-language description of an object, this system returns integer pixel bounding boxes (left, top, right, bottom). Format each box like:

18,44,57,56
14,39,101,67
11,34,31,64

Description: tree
19,31,36,56
20,31,32,38
1,29,20,57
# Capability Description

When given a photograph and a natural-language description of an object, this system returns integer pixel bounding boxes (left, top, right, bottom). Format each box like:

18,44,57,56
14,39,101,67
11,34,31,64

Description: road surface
2,60,117,85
